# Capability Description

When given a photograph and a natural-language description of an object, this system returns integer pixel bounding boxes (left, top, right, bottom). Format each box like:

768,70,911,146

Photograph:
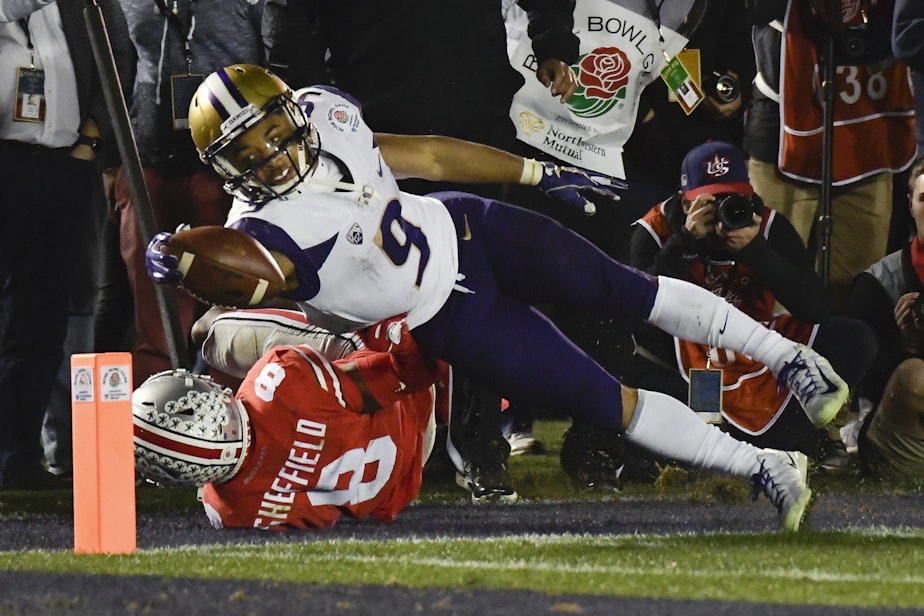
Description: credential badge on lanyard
13,18,46,123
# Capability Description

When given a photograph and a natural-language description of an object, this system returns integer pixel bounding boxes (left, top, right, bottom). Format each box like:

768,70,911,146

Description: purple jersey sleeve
229,217,336,301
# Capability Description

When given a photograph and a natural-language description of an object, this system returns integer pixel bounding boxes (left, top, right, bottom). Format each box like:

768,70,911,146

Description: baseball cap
680,140,754,200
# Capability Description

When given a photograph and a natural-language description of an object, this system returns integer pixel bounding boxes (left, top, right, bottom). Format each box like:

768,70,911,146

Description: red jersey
202,345,438,530
638,202,818,434
780,0,915,185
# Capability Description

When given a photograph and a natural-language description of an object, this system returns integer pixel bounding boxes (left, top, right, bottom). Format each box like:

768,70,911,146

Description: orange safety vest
638,202,818,434
779,0,915,185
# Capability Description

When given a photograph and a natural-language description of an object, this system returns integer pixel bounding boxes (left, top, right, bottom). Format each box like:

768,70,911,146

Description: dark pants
0,142,96,481
413,192,660,430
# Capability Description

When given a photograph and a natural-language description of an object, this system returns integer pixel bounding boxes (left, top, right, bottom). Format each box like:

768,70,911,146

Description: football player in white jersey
147,65,851,531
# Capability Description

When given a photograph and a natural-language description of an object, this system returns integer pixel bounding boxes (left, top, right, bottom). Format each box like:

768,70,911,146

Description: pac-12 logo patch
327,103,360,132
347,223,363,244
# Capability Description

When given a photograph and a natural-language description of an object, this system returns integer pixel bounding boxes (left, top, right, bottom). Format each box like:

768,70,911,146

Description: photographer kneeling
846,157,924,480
624,141,876,475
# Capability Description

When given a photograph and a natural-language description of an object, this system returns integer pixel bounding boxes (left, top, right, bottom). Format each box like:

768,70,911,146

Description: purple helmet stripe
206,84,230,120
218,67,251,108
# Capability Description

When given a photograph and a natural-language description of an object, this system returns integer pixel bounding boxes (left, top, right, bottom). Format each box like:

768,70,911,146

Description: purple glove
536,161,627,215
145,231,184,286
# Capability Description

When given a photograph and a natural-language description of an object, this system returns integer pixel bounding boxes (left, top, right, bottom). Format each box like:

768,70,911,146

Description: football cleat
559,423,624,491
777,344,848,428
455,458,518,505
751,449,812,532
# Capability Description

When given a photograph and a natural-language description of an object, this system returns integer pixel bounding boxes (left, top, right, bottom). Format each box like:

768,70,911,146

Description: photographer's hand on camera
682,193,760,252
682,194,718,240
716,212,761,251
895,292,924,354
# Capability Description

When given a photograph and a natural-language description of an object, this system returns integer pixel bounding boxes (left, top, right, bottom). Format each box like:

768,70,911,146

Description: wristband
74,134,103,153
519,158,544,186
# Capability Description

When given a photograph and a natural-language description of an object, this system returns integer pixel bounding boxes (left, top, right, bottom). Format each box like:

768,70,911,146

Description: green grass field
4,531,924,609
2,421,923,609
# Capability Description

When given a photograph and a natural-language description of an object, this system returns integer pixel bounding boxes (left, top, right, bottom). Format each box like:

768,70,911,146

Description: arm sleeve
893,0,924,71
346,350,440,412
0,0,52,22
734,212,830,321
628,222,702,281
847,272,912,403
517,0,579,64
848,273,903,344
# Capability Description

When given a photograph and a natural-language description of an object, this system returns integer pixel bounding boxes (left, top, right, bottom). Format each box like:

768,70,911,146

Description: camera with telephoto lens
715,193,758,230
703,71,740,104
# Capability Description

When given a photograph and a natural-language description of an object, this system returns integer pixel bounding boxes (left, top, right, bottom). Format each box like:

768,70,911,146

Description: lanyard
17,17,35,68
645,0,667,46
153,0,197,74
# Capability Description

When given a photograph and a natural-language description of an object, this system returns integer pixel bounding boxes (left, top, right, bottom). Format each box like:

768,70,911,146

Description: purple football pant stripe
413,192,659,430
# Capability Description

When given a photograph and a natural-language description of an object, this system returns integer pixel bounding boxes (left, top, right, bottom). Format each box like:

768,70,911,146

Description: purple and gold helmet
189,64,320,203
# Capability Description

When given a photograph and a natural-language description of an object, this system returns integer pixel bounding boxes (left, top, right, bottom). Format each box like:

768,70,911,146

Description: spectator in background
261,0,580,504
845,157,924,480
0,0,134,490
507,0,756,261
114,0,266,387
745,0,916,313
41,152,119,479
628,141,875,474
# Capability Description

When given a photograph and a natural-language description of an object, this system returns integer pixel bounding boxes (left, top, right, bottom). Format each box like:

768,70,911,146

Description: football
164,226,286,308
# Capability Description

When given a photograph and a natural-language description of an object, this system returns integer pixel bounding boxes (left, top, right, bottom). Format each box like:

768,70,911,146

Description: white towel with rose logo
507,0,687,178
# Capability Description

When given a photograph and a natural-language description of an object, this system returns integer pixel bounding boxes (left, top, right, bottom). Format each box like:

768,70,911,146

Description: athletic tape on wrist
519,158,544,186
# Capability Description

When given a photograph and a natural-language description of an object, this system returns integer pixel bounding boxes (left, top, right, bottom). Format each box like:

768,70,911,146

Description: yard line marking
297,554,924,585
181,529,924,586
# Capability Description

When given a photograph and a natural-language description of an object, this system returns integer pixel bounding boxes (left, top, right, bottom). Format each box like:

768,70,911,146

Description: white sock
624,390,761,477
646,276,794,374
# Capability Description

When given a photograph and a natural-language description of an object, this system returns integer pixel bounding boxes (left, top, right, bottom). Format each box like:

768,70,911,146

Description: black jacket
58,0,136,168
621,0,756,189
261,0,578,140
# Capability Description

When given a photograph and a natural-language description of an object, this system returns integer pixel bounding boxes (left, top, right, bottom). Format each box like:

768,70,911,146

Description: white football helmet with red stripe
133,369,250,486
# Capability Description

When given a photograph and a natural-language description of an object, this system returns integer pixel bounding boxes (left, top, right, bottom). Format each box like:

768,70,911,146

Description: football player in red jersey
133,316,446,530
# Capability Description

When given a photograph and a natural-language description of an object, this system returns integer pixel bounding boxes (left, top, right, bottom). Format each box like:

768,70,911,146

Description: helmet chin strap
291,147,377,202
299,175,377,197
